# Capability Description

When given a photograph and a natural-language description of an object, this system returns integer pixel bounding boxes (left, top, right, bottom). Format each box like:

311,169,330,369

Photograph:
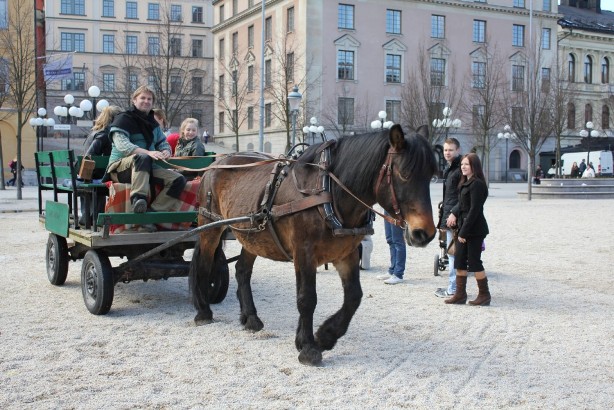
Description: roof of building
558,5,614,34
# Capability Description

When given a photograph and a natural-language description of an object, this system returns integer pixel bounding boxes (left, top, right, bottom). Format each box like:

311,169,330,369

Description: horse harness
198,142,375,261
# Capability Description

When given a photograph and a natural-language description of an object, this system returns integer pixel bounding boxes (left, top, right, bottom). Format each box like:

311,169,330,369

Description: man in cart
105,85,186,214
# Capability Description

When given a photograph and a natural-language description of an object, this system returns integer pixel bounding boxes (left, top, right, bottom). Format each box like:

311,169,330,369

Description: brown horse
190,124,437,365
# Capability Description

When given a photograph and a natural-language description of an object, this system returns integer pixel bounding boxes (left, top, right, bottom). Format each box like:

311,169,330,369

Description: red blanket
105,178,200,233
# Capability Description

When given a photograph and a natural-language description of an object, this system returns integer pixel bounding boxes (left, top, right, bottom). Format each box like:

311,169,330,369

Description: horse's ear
416,125,429,140
389,124,406,151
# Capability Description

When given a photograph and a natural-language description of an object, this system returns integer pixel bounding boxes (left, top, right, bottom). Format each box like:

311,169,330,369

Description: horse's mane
296,129,436,201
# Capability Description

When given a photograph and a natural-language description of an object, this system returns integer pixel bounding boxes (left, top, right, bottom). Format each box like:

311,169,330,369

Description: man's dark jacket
439,155,461,229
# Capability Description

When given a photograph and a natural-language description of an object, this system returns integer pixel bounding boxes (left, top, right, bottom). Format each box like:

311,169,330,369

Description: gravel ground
0,184,612,409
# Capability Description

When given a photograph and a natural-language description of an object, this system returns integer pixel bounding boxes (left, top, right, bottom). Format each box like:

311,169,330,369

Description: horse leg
315,249,363,351
294,253,322,365
235,248,264,332
189,233,222,325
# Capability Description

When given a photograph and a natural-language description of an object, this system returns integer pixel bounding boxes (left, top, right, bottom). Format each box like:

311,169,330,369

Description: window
102,0,114,17
513,25,525,47
512,107,523,131
473,20,486,43
232,0,238,16
249,0,254,8
103,73,115,91
219,112,225,133
170,38,182,56
192,6,203,23
386,54,401,83
192,76,203,95
431,15,445,39
192,39,203,58
171,76,181,93
61,33,85,52
126,2,137,19
602,105,610,129
541,67,551,92
171,5,182,21
386,9,401,34
287,52,294,82
513,0,525,7
338,4,354,29
0,59,8,92
431,58,445,86
386,100,401,123
602,57,610,84
248,66,254,92
265,103,272,127
191,110,202,125
584,55,593,84
541,28,551,49
231,70,237,95
568,54,576,82
265,59,271,87
61,72,85,91
148,37,160,55
232,32,238,55
148,75,159,92
543,0,551,11
219,38,225,60
248,106,254,129
585,103,593,123
219,4,224,23
337,50,355,80
126,35,138,54
248,25,254,48
0,0,6,29
338,97,355,125
61,0,85,15
128,72,138,92
567,103,575,129
473,105,485,129
287,7,295,32
265,17,272,41
148,3,160,20
103,34,115,53
512,65,525,91
472,61,486,89
219,75,224,98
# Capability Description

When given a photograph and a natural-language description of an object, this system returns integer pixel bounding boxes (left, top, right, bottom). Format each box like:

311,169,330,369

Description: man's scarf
110,106,159,147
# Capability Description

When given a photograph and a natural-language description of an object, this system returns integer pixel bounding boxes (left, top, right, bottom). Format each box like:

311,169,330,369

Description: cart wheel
46,233,69,285
81,250,114,315
208,245,230,304
434,254,441,277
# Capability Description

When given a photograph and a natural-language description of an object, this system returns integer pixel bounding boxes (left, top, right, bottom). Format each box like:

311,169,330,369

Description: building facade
42,0,215,141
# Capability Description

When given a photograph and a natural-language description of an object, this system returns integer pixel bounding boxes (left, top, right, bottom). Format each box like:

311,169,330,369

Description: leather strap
271,192,332,219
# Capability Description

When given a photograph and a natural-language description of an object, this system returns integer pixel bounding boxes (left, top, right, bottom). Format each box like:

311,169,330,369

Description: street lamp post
54,94,84,150
579,121,599,166
302,117,325,145
287,85,302,147
29,108,56,152
432,106,461,139
497,125,514,183
370,110,394,130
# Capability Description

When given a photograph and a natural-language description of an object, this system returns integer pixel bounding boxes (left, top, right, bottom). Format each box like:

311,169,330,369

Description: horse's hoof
194,313,214,326
244,315,264,332
298,346,322,366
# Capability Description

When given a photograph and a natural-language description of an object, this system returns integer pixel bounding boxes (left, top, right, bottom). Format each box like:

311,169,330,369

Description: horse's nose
405,229,435,247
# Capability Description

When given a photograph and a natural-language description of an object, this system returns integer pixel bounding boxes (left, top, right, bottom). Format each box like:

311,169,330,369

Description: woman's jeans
384,220,406,278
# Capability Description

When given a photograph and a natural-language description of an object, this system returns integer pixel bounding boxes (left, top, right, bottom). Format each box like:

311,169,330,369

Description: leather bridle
374,147,406,229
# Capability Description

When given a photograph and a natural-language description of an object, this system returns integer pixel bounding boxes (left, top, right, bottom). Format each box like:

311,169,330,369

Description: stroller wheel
433,254,441,276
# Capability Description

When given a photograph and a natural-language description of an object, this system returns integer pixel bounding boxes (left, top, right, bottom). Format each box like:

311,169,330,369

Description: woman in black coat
445,153,491,306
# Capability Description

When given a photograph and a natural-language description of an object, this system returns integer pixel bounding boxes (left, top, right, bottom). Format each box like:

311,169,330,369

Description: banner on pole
43,54,73,81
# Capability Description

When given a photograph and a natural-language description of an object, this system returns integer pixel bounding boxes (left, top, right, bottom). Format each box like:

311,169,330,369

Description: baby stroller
434,202,449,276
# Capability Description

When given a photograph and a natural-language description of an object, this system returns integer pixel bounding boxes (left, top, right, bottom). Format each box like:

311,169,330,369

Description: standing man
106,85,186,213
578,159,587,177
434,137,462,298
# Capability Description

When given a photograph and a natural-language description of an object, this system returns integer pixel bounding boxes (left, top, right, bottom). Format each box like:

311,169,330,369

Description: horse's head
375,124,437,247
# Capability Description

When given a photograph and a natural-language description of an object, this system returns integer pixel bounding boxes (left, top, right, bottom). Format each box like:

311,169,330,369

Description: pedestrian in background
376,212,406,285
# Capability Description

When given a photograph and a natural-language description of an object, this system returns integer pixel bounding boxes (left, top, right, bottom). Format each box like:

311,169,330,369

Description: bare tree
321,85,377,138
0,1,38,199
400,43,461,146
461,42,508,180
502,46,554,200
548,54,574,177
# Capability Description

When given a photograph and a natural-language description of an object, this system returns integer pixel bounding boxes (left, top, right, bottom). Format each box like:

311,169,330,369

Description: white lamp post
370,110,394,130
29,108,56,151
287,85,302,147
432,106,461,139
54,93,84,150
497,125,515,183
579,121,599,165
302,117,325,145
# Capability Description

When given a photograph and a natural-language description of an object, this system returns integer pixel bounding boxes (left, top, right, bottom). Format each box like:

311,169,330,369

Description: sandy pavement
0,184,612,409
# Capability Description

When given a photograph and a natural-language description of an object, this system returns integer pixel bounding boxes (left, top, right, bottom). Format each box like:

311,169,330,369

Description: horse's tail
189,237,230,307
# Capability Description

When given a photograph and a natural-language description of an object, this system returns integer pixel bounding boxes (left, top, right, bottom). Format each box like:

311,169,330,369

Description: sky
599,0,614,12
